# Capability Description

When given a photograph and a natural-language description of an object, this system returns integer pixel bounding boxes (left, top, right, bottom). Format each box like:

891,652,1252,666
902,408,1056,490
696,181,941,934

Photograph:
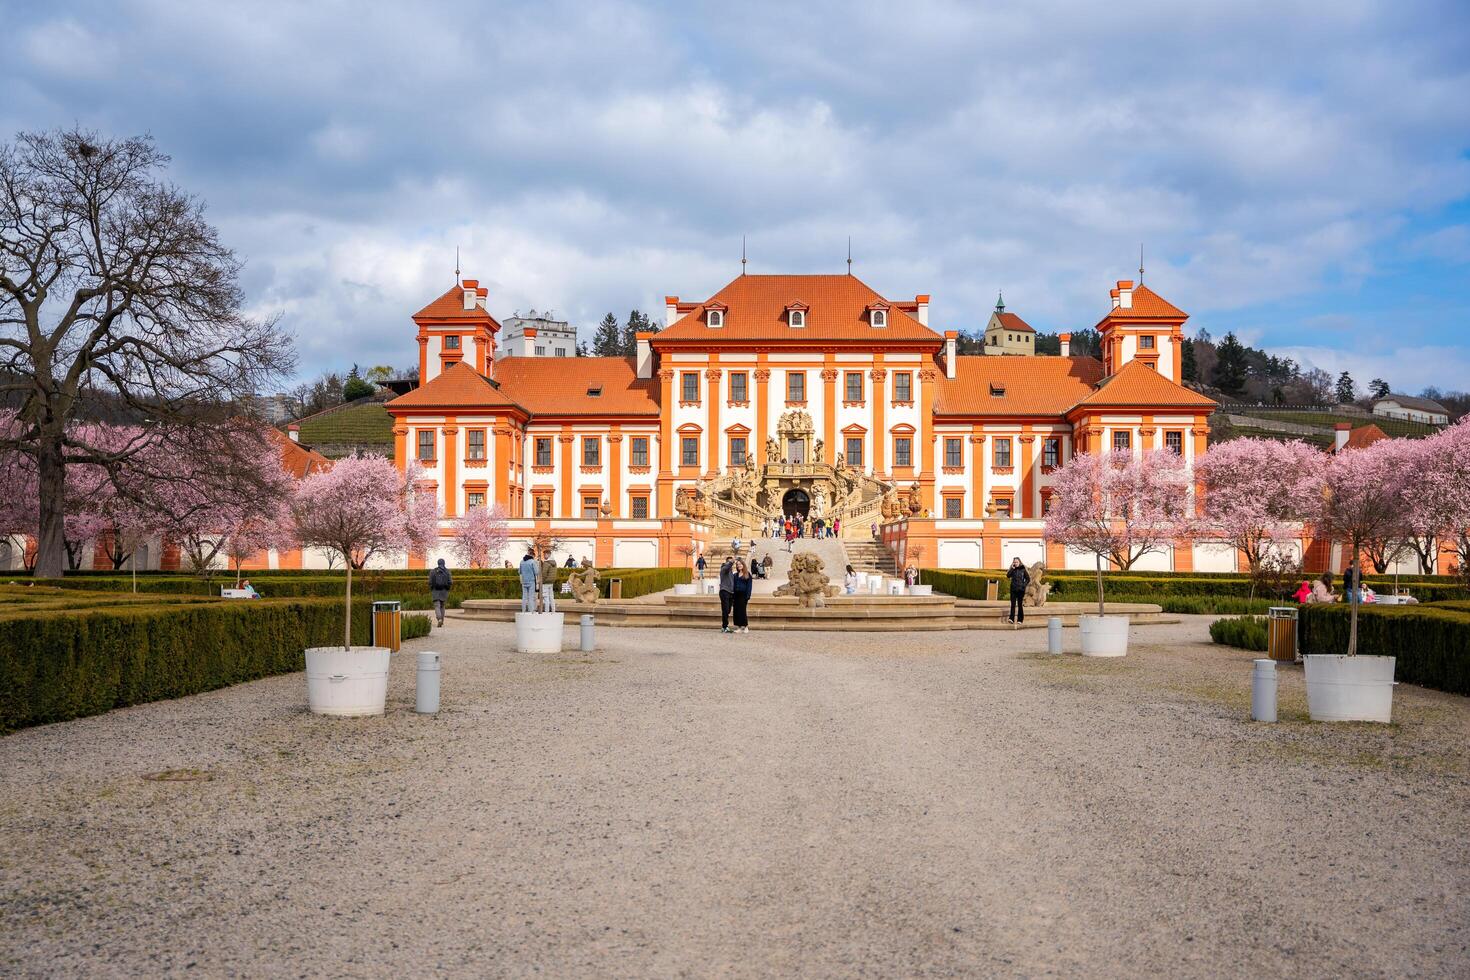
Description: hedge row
0,595,415,733
919,569,1464,603
1299,605,1470,697
1209,616,1269,651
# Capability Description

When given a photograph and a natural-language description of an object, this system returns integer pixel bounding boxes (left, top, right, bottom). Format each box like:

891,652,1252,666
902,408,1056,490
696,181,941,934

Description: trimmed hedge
1209,615,1269,651
0,594,381,732
919,569,1465,604
1300,604,1470,696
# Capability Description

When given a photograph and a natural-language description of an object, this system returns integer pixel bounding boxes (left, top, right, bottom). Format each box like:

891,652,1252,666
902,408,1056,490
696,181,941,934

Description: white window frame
789,309,806,328
871,309,887,328
708,309,724,328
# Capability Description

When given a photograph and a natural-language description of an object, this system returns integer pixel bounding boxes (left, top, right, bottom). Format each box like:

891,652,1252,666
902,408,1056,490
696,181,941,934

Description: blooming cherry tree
291,455,441,649
451,504,509,569
1194,438,1323,587
1043,448,1195,613
1401,419,1470,577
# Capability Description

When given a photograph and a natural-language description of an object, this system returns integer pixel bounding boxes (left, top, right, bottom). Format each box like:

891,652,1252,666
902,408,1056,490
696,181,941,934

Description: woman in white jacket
844,564,860,595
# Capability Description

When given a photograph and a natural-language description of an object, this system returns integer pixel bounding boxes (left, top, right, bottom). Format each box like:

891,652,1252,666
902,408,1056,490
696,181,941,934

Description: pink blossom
1401,418,1470,576
1194,438,1323,575
450,504,509,569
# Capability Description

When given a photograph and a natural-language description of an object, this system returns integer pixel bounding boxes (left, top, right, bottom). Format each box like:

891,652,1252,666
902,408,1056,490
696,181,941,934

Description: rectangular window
467,491,486,509
681,372,699,403
787,372,805,402
554,348,567,356
944,497,962,519
845,436,863,466
945,437,962,468
582,495,601,520
845,372,863,402
681,437,699,467
417,430,435,461
1113,430,1132,451
582,437,600,467
534,438,552,467
729,372,748,403
893,372,912,402
995,497,1013,518
631,496,649,519
1165,430,1183,455
894,436,912,468
1140,335,1156,350
630,436,649,467
1043,437,1060,468
730,436,747,467
444,335,461,350
535,346,545,356
994,438,1012,468
467,430,486,461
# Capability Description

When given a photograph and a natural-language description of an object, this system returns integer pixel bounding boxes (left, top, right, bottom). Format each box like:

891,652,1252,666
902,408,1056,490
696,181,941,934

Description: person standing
1006,557,1030,624
1343,559,1363,602
731,535,741,556
718,553,737,633
428,558,453,627
696,553,707,580
731,559,753,633
517,551,539,613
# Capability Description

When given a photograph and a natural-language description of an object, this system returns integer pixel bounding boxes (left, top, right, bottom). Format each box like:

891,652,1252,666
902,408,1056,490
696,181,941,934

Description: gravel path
1,616,1466,978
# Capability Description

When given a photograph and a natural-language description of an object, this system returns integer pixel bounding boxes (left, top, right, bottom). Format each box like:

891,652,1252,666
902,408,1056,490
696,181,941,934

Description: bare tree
0,128,293,577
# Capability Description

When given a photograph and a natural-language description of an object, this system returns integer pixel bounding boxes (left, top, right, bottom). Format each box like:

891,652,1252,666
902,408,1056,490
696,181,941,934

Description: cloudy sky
4,0,1469,392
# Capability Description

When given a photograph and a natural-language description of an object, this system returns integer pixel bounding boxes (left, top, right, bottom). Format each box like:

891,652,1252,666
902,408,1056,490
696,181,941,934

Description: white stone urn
305,647,391,717
1079,615,1130,657
672,583,698,596
515,611,565,653
1303,655,1396,723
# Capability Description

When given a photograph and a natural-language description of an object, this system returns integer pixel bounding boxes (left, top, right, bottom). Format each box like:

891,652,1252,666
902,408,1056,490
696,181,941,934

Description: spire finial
741,235,747,275
455,246,461,285
1139,243,1145,284
995,290,1005,313
847,236,852,275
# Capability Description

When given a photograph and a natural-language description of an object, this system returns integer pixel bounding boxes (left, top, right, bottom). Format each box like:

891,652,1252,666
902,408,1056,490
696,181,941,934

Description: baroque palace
387,271,1219,570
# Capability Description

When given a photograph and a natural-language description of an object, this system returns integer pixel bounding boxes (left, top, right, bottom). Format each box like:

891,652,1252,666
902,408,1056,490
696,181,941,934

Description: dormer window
990,383,1007,397
871,309,887,328
586,385,603,397
707,309,724,328
789,309,806,328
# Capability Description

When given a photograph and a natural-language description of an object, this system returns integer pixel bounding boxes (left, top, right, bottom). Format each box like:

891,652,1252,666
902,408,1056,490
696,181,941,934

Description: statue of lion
569,559,601,604
773,552,840,608
1023,561,1051,607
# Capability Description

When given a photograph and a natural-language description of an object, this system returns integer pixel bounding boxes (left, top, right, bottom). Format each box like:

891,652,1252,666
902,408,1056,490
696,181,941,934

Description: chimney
943,330,958,379
1059,332,1072,357
1334,422,1352,452
915,294,930,327
1116,279,1134,310
522,326,537,357
475,286,488,310
635,331,654,379
462,278,480,311
287,424,300,443
665,295,680,328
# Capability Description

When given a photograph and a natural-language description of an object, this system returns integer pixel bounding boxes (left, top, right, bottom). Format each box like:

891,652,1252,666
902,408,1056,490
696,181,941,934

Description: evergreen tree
622,309,656,356
1180,336,1198,382
1368,377,1390,400
342,364,374,401
576,340,589,357
591,313,622,357
1211,333,1249,397
1335,370,1357,404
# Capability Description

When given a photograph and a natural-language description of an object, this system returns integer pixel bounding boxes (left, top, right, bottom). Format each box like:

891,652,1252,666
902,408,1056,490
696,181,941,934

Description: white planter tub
1303,655,1396,723
1079,615,1130,657
908,584,933,597
672,583,698,596
305,647,391,717
515,612,565,653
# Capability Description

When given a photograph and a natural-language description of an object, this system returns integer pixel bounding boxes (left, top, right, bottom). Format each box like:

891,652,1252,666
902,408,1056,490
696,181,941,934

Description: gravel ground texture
1,615,1467,978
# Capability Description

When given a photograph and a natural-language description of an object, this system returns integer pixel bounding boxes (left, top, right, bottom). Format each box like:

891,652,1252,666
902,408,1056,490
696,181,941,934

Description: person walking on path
731,535,741,556
428,559,453,627
1006,557,1030,624
731,559,753,633
517,552,539,612
696,553,707,580
718,554,737,633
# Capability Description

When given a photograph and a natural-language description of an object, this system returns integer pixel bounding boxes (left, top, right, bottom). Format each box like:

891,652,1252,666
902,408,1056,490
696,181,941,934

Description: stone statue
906,483,924,517
569,559,601,603
766,437,781,464
773,552,841,608
813,438,825,463
1024,562,1051,607
598,499,612,518
880,488,903,521
811,482,827,516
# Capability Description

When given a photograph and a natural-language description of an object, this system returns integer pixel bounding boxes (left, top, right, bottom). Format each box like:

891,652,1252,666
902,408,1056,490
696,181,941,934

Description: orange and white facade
385,272,1221,569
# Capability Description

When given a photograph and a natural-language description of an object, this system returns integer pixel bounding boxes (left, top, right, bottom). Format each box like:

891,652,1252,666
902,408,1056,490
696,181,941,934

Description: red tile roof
267,427,333,478
387,361,525,412
994,311,1034,334
1342,424,1389,450
1072,359,1216,409
935,356,1106,417
492,357,660,416
654,274,942,345
413,282,497,324
1095,283,1187,327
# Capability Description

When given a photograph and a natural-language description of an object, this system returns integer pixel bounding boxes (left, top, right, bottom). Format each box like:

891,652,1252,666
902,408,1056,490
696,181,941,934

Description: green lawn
295,401,395,457
1236,409,1438,439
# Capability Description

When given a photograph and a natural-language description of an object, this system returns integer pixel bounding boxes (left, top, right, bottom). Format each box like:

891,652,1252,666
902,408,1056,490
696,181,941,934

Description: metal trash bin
1267,606,1298,663
609,578,622,600
372,600,402,652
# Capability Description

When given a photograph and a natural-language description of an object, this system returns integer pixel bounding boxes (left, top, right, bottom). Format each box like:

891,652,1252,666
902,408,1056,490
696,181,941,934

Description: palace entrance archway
781,488,810,519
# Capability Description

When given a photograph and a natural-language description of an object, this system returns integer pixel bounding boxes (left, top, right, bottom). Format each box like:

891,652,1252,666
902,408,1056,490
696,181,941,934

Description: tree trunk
1095,552,1105,616
344,562,353,651
34,435,67,579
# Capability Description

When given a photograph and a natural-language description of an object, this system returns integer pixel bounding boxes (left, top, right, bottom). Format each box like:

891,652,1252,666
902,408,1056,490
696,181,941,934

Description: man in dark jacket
428,559,453,627
718,555,736,633
1006,558,1030,624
